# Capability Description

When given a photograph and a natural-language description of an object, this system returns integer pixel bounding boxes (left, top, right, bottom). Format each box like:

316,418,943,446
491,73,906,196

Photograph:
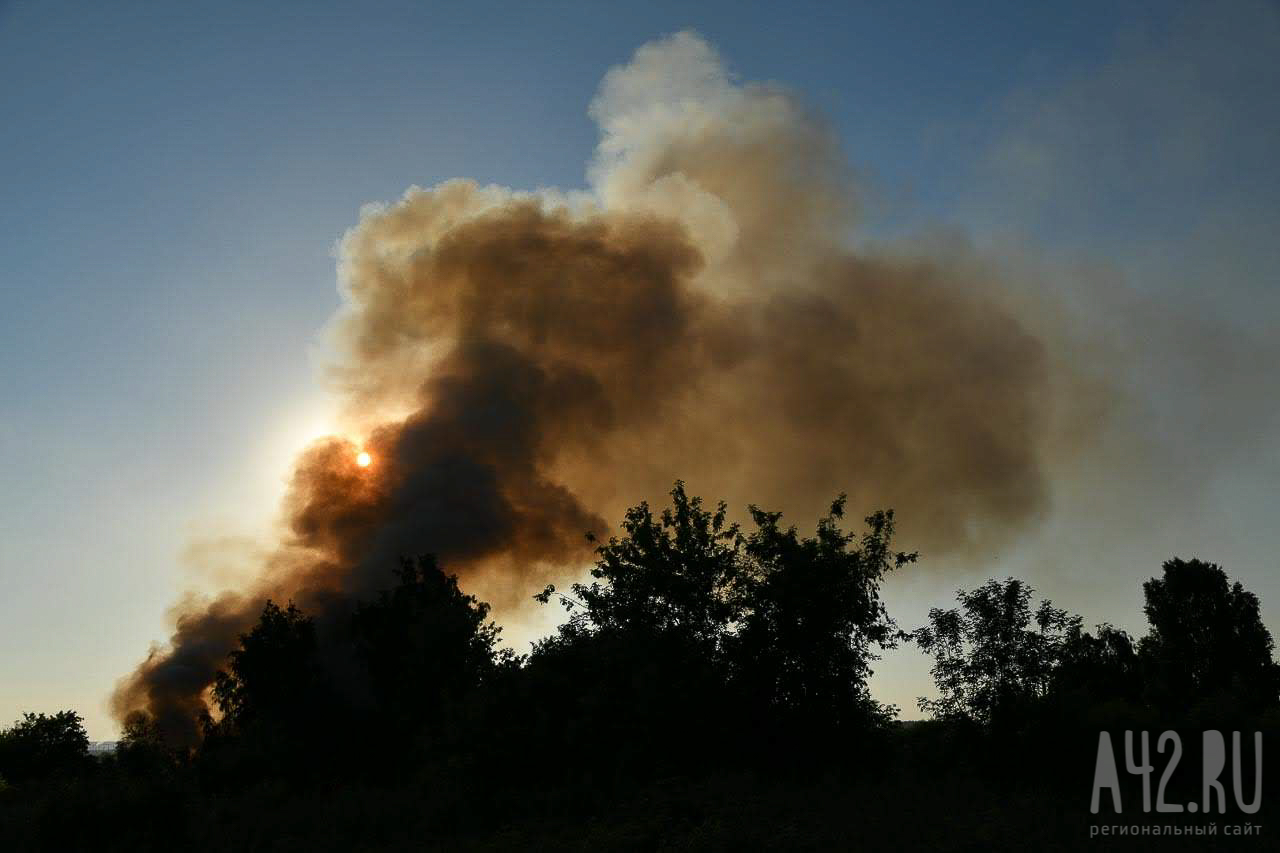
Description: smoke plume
113,32,1085,744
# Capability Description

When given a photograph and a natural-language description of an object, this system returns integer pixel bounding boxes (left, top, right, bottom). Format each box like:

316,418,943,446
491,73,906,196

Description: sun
356,451,372,468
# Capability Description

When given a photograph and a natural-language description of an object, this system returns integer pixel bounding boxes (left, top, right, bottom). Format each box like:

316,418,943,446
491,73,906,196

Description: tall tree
529,483,745,777
915,578,1079,726
732,500,915,728
1139,557,1280,711
351,554,509,729
211,600,323,730
534,483,912,768
540,481,744,653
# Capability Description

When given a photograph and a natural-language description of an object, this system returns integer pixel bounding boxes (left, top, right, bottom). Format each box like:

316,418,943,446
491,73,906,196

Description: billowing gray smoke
113,32,1086,744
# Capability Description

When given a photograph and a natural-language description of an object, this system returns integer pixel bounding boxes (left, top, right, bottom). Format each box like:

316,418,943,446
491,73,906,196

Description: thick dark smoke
113,33,1087,744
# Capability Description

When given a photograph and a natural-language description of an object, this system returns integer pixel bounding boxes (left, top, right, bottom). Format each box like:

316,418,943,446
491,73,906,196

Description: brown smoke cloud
112,32,1088,744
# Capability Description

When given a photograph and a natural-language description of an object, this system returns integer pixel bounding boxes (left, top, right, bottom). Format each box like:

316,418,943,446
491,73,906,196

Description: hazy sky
2,0,1277,738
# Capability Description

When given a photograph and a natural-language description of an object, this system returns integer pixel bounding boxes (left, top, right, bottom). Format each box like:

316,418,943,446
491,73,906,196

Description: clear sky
2,0,1278,738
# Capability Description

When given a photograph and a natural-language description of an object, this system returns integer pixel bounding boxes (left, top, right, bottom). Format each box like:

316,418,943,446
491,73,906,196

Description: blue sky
2,0,1277,737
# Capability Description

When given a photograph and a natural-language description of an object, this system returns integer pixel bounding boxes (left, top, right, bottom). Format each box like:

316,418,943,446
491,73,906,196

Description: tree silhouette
530,484,911,775
211,600,322,730
13,493,1280,850
200,600,342,787
732,500,915,729
529,483,746,777
112,710,182,778
351,554,511,731
1139,557,1280,712
540,481,744,649
914,578,1079,726
1050,622,1141,706
0,711,90,783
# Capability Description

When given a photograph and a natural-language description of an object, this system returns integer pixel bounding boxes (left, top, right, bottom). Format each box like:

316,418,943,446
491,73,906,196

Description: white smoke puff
589,31,855,294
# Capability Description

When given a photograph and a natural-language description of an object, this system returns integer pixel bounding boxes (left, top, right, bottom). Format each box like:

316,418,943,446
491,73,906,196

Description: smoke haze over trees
4,485,1277,850
1,0,1278,844
110,31,1106,746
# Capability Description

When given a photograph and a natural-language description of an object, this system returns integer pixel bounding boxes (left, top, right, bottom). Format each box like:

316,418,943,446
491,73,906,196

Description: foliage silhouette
731,500,915,731
211,601,321,729
0,711,90,783
529,483,753,779
5,488,1280,850
1139,557,1280,713
199,599,344,787
1050,622,1141,708
538,482,744,644
530,484,911,773
914,578,1079,727
355,550,514,717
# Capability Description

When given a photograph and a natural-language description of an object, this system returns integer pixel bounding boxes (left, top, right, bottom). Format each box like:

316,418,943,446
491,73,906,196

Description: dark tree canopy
913,558,1280,728
211,600,323,730
914,578,1079,726
1051,622,1140,706
534,483,913,762
1139,557,1280,711
529,483,752,775
351,554,510,726
732,501,915,727
0,711,90,783
539,483,743,648
8,491,1280,851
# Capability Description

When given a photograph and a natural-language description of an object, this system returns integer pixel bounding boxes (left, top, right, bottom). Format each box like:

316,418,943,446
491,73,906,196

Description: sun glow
356,451,372,468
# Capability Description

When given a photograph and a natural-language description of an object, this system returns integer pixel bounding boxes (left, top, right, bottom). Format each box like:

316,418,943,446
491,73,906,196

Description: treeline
2,484,1276,851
